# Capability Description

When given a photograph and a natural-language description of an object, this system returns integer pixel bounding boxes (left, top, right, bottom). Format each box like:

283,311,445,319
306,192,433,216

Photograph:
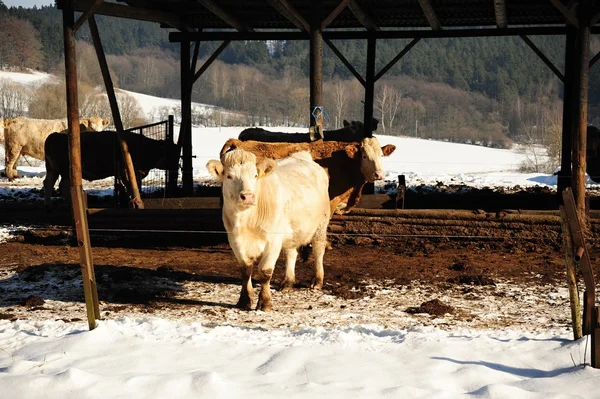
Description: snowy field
1,70,599,398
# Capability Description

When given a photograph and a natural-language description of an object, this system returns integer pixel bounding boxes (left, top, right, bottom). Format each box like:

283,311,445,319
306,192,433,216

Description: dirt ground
1,212,598,334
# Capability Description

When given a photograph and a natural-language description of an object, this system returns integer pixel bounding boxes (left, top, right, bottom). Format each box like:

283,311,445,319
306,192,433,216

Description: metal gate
114,115,178,205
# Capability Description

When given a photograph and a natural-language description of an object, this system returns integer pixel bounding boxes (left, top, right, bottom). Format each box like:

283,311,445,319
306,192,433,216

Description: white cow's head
344,137,396,182
81,116,110,132
207,149,276,207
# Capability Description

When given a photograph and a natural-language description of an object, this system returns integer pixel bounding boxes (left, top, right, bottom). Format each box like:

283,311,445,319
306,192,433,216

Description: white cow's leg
311,221,329,289
236,261,254,310
278,248,297,292
256,239,282,311
5,144,22,180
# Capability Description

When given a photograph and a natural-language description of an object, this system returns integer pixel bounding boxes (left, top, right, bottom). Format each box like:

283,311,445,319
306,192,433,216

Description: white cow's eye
227,175,232,180
255,174,258,178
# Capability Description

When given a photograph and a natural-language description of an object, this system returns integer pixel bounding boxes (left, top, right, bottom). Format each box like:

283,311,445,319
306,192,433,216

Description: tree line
3,2,600,173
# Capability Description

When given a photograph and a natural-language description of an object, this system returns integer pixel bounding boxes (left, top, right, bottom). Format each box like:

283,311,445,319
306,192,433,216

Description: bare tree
0,17,43,71
331,80,347,129
0,79,31,118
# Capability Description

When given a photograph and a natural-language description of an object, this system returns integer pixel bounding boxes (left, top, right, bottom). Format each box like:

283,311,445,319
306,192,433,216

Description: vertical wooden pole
63,0,100,330
560,206,583,339
89,16,143,209
573,1,591,228
180,40,193,195
167,114,178,196
593,307,600,368
309,0,324,141
364,33,376,138
560,29,576,193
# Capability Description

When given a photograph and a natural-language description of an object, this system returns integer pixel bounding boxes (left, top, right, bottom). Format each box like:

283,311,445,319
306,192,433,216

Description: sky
1,70,600,398
3,0,54,8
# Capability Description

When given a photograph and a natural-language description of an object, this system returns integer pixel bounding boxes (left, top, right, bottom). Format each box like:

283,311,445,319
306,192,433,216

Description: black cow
43,130,179,210
238,118,379,143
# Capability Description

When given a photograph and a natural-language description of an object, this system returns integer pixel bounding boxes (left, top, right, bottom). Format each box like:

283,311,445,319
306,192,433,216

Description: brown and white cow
238,118,379,143
219,137,396,215
207,149,330,310
3,116,110,180
43,130,179,210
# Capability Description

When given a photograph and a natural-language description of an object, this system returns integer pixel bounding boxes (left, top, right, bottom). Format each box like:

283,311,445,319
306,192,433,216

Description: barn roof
59,1,599,35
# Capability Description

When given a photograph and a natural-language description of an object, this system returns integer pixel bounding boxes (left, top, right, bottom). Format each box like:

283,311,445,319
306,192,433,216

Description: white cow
3,116,109,180
207,149,331,311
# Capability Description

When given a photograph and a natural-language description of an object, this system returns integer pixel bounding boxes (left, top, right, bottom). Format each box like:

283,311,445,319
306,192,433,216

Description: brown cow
219,136,396,216
3,116,110,180
238,118,379,143
43,130,179,210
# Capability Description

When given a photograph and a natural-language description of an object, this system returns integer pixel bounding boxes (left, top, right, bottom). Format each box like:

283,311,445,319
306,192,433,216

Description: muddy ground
1,186,600,334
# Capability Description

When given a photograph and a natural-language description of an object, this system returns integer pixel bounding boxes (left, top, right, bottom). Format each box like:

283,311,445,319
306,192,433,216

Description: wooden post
559,206,583,339
397,174,406,209
166,115,178,196
593,307,600,368
180,40,194,195
573,1,591,228
63,0,100,330
89,16,143,209
559,29,576,194
309,0,324,141
364,32,376,138
562,188,596,336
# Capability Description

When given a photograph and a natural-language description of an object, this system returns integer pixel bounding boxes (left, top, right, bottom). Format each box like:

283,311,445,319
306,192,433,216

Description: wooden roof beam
418,0,442,31
493,0,507,29
266,0,310,32
64,0,194,32
550,0,579,27
348,0,379,31
321,0,351,30
196,0,253,32
73,0,104,33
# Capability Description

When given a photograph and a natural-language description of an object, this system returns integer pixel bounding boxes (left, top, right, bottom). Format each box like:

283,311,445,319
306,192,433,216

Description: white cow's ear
257,158,276,178
103,119,110,126
381,144,396,156
206,160,225,180
344,145,359,159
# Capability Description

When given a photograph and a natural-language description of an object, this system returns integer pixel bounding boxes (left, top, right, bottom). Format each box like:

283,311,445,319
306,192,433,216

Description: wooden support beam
562,188,597,337
197,0,253,32
418,0,442,31
519,35,565,81
309,0,324,141
180,40,193,196
590,50,600,68
364,33,376,138
348,0,379,31
573,0,591,229
560,29,576,193
375,38,420,82
493,0,507,29
73,0,103,33
560,205,583,340
266,0,310,32
89,16,144,209
66,0,192,31
170,26,595,42
324,38,365,87
193,40,231,83
550,0,579,27
62,1,100,331
321,0,350,30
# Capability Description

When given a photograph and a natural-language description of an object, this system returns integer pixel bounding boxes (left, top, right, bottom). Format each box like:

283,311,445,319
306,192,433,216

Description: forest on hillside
2,2,600,172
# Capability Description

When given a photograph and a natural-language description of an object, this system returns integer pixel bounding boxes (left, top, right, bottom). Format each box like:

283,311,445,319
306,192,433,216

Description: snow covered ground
1,70,599,398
